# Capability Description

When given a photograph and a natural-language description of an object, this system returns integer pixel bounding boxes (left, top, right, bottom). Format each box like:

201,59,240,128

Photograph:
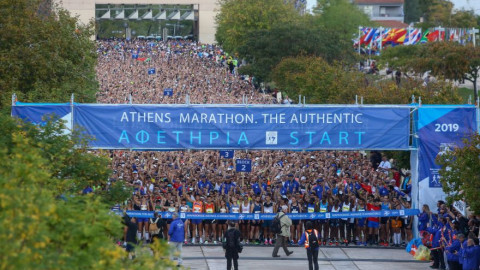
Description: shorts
262,220,272,228
137,218,148,223
357,219,366,227
317,219,327,224
367,220,379,229
380,217,389,224
166,219,173,225
204,220,215,225
192,219,203,225
292,220,299,226
250,220,261,226
181,218,187,223
329,219,339,227
217,220,227,225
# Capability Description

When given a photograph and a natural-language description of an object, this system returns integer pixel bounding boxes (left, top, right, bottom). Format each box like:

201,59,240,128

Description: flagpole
379,27,384,52
358,26,362,55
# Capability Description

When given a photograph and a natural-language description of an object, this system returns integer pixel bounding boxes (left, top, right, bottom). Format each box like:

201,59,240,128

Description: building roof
374,20,408,28
354,0,404,4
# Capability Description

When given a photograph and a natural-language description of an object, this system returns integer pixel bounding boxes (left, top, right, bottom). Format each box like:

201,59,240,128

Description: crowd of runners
94,40,479,262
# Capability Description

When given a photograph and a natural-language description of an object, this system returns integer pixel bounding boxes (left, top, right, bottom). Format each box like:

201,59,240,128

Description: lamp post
123,22,128,39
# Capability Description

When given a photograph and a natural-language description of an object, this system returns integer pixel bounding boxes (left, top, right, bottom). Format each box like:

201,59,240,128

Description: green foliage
237,18,353,82
0,114,173,269
313,0,371,41
381,42,480,101
437,133,480,214
416,0,478,28
272,56,462,105
0,0,98,112
405,0,422,23
215,0,299,53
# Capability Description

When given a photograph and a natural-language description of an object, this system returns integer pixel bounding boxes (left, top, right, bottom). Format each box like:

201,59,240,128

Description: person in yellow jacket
298,221,321,270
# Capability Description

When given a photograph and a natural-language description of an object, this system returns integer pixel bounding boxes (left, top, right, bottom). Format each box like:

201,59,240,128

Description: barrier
115,209,420,220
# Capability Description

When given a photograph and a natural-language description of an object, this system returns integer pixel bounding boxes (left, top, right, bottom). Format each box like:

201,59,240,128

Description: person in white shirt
378,156,391,173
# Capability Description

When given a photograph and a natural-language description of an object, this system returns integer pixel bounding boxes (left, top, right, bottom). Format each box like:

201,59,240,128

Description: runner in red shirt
367,198,381,245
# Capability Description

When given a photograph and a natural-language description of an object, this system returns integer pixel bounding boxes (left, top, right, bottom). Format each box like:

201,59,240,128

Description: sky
305,0,480,14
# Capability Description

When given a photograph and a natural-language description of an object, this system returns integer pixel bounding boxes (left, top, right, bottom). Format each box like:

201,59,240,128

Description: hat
301,176,306,180
317,178,323,182
288,174,294,177
281,205,288,211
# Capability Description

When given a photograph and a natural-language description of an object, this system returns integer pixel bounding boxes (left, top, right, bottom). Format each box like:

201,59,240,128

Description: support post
355,95,358,105
70,93,75,134
358,26,362,55
129,94,132,104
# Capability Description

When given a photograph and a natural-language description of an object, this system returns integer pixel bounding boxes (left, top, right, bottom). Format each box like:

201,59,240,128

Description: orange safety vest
304,229,319,248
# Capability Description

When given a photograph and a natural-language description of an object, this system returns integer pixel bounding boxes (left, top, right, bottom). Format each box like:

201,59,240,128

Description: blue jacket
462,245,480,270
298,229,320,250
427,224,449,248
168,218,185,243
418,212,430,231
459,240,468,265
446,238,461,262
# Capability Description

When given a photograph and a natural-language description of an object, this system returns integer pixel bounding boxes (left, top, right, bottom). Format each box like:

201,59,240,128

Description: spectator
272,205,293,258
223,221,242,270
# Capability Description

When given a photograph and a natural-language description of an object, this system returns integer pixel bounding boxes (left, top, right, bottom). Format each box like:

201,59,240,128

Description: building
59,0,217,43
353,0,406,27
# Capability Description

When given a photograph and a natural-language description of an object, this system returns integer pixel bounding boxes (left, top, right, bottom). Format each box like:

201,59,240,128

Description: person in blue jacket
461,238,480,270
428,217,448,269
457,234,468,268
168,212,185,267
418,204,432,232
446,233,463,270
298,221,321,270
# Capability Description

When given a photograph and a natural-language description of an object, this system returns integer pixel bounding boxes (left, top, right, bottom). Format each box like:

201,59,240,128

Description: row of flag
355,27,478,50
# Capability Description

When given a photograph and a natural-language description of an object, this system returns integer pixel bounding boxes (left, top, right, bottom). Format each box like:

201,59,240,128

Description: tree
313,0,371,42
381,42,480,102
0,0,98,111
215,0,299,54
237,18,353,82
450,10,478,28
405,0,422,23
272,55,462,105
436,133,480,214
0,115,173,269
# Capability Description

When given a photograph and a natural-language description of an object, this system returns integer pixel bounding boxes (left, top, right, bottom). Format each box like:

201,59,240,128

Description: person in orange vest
298,221,321,270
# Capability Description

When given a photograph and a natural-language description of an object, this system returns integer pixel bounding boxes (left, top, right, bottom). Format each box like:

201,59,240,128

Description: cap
317,178,323,182
281,205,288,211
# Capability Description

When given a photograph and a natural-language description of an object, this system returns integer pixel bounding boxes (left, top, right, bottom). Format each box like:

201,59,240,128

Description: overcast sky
305,0,480,14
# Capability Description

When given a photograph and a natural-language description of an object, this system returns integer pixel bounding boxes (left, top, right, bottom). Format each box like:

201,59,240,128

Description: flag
363,28,377,45
145,58,151,62
359,28,373,45
420,30,430,43
393,28,408,44
137,57,147,61
427,30,439,42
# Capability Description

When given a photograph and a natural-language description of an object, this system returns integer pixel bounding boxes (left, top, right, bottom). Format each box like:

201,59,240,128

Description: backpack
307,230,319,249
271,213,285,234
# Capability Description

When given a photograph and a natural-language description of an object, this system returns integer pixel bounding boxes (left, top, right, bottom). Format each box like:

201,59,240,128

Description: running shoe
213,240,217,245
336,241,339,246
192,238,196,244
264,240,268,245
204,240,209,244
184,240,188,245
290,240,294,245
269,239,273,245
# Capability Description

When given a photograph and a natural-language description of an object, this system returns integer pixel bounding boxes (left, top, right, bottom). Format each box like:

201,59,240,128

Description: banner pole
70,93,75,134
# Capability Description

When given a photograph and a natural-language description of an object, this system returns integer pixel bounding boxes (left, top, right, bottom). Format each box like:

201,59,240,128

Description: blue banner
236,159,251,172
70,105,410,150
115,209,420,219
148,68,156,75
164,88,173,96
220,150,234,159
132,54,138,59
417,106,477,211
